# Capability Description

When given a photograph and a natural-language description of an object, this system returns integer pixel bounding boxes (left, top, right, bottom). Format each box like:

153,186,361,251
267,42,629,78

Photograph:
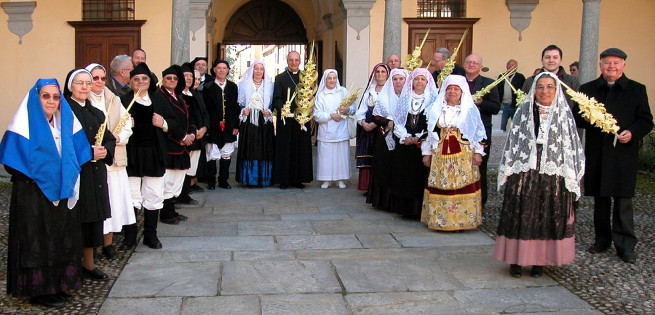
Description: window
82,0,135,21
417,0,466,18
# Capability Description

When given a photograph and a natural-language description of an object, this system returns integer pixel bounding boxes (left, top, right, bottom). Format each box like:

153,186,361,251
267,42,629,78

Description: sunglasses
93,76,107,82
164,76,179,81
40,93,61,101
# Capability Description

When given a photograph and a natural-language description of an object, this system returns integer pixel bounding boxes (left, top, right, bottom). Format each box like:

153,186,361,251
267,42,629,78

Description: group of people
0,43,651,307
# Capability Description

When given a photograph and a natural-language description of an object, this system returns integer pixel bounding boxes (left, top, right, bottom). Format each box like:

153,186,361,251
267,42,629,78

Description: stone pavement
99,116,600,315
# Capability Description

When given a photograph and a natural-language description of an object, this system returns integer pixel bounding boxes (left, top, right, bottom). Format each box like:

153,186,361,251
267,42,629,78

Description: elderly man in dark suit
497,59,526,132
576,48,653,264
464,53,501,206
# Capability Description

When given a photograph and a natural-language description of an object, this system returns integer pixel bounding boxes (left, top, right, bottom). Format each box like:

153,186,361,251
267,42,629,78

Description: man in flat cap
575,48,653,264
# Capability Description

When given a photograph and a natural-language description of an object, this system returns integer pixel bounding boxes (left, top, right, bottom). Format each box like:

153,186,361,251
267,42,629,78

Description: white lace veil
426,74,487,150
394,68,438,138
497,72,585,199
373,68,408,119
237,60,274,125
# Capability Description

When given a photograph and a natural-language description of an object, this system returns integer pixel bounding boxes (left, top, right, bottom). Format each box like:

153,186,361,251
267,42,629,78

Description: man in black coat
497,59,526,132
464,53,500,206
272,51,313,189
202,59,240,189
575,48,653,264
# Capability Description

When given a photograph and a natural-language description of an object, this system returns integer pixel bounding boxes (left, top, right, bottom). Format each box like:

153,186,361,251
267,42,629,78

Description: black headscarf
130,62,157,93
161,65,186,95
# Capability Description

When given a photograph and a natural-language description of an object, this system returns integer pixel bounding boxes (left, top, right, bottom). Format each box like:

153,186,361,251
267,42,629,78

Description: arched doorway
218,0,315,81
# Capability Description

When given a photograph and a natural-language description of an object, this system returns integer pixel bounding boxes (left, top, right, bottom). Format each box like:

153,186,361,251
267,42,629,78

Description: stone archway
223,0,307,44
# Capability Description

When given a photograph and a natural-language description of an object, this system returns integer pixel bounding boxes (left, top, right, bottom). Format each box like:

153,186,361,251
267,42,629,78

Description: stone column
579,0,601,85
171,0,190,65
383,0,401,61
341,0,376,87
189,0,212,60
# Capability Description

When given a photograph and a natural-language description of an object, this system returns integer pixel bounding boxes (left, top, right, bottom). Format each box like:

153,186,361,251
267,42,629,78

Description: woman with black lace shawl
494,72,585,278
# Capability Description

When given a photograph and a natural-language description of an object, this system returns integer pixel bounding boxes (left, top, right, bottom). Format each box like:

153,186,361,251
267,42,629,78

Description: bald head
287,51,301,73
464,54,483,78
386,54,401,69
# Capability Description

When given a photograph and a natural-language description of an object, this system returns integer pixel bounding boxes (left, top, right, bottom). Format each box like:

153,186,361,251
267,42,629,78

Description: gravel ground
0,170,653,314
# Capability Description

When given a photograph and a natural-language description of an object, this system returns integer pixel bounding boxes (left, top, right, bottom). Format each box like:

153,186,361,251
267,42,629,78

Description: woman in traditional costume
355,63,389,191
420,75,486,231
368,68,407,209
314,69,356,188
494,72,584,278
389,68,436,218
236,60,275,187
86,63,135,259
65,68,116,280
0,79,91,307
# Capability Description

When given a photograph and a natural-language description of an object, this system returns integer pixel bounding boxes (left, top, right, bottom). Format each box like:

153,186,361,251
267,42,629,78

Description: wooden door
68,20,146,69
404,18,479,73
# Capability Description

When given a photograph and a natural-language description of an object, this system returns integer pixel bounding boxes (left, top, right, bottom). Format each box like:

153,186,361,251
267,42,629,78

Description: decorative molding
341,0,375,40
1,1,36,44
506,0,538,41
189,1,211,41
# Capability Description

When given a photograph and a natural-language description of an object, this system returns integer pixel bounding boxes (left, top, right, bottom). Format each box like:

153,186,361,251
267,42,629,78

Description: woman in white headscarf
236,60,275,187
314,69,356,188
494,72,584,278
389,68,437,218
420,74,487,231
86,63,134,260
367,67,408,209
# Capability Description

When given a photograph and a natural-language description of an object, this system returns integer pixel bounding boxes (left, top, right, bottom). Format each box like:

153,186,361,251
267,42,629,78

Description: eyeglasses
131,75,150,82
93,76,107,82
432,59,444,63
164,76,179,81
465,61,481,66
72,80,92,87
40,93,61,101
536,84,557,91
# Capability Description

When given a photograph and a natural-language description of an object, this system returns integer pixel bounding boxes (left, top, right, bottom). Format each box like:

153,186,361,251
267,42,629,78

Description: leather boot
143,209,162,249
218,159,232,189
177,175,198,205
159,198,180,224
121,207,139,249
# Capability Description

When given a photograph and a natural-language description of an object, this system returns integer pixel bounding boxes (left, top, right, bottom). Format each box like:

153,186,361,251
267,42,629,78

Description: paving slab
158,221,237,236
393,230,496,247
233,250,296,261
277,235,363,250
109,262,220,297
453,286,594,313
260,294,349,315
182,296,261,315
99,297,182,315
220,260,342,295
345,291,466,315
128,251,231,264
279,213,350,221
156,236,275,251
295,248,442,261
238,220,314,235
204,213,281,222
333,259,464,293
355,233,402,248
311,219,390,235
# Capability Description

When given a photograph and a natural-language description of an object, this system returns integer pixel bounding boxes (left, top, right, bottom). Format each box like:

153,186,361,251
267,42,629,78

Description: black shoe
30,294,65,307
621,251,637,264
280,184,289,189
509,264,522,278
177,195,199,205
190,184,205,192
530,266,544,278
293,183,305,189
207,183,216,190
143,235,162,249
176,214,188,221
362,192,368,197
82,267,108,280
102,245,118,260
160,217,180,225
218,181,232,189
588,243,611,254
55,291,73,301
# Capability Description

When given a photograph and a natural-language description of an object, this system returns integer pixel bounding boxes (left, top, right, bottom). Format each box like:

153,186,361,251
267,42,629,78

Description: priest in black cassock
272,51,313,189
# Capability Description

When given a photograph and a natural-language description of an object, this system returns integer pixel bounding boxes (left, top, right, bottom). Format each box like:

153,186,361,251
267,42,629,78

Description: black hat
130,63,156,93
161,65,185,95
191,57,208,66
210,59,230,77
600,48,627,60
181,62,195,89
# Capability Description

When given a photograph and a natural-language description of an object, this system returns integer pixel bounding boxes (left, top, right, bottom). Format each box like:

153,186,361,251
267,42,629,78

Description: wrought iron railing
82,0,135,21
417,0,466,18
